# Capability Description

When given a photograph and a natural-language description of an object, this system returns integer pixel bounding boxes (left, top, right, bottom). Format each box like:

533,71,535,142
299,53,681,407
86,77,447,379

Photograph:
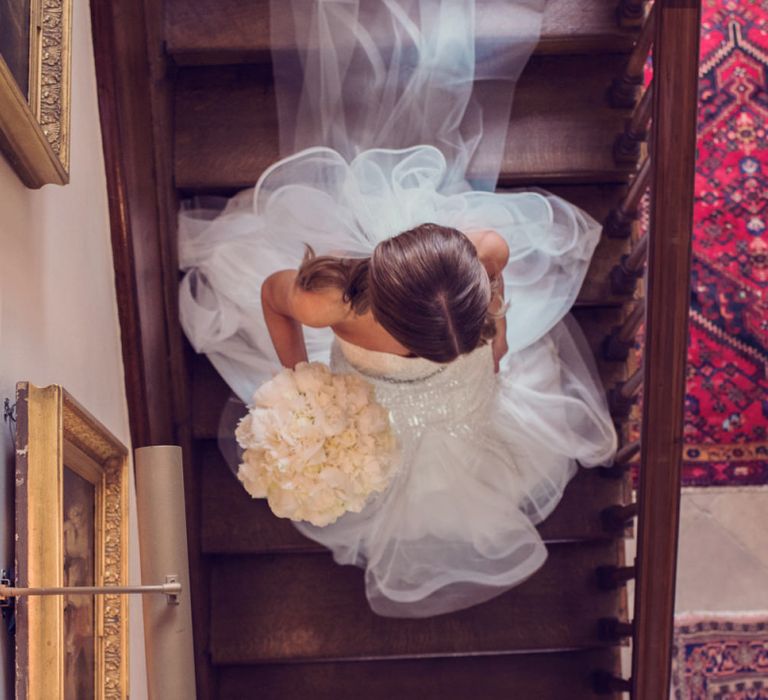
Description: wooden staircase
90,0,701,697
169,1,644,697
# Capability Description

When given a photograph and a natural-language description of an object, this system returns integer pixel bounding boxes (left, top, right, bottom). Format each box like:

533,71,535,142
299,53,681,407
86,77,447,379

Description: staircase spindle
601,503,639,533
604,156,651,239
598,617,635,641
597,564,636,590
599,439,641,480
615,438,641,465
610,234,648,294
599,462,630,480
603,300,646,361
614,79,654,164
593,671,634,694
616,0,648,29
610,2,656,108
619,367,644,398
609,367,643,418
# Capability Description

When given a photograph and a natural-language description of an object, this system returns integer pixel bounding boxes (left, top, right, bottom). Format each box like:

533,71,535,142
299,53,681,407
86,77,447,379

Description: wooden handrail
611,2,657,107
631,2,702,698
614,79,654,164
605,156,651,238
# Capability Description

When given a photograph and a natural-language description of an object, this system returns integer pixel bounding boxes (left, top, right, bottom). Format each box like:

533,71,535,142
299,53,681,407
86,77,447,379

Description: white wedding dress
178,0,618,618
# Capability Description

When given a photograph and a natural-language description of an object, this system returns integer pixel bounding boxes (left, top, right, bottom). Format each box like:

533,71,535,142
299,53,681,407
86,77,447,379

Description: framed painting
0,0,72,187
14,383,129,700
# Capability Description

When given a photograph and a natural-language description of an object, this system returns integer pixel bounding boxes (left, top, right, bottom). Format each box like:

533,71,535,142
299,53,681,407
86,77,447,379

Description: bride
178,0,618,618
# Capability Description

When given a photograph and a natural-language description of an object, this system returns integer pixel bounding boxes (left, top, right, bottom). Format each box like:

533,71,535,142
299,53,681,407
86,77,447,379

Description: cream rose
235,362,398,527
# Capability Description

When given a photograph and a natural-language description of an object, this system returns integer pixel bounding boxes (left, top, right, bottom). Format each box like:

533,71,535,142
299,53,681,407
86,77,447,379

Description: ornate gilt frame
0,0,72,187
14,383,129,700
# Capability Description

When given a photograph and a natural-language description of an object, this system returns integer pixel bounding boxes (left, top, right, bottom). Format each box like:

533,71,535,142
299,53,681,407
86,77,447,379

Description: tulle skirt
178,146,618,617
178,0,618,617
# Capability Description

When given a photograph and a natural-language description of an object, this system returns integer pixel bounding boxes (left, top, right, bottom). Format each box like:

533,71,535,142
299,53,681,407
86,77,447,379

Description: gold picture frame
14,383,129,700
0,0,72,187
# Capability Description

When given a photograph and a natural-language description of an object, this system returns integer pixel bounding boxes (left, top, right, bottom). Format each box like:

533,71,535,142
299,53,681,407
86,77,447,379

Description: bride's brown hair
296,223,498,362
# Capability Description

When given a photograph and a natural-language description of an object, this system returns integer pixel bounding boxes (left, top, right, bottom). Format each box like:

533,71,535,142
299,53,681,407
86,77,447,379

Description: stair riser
209,541,626,664
217,649,624,700
174,54,636,190
199,437,629,554
166,0,639,66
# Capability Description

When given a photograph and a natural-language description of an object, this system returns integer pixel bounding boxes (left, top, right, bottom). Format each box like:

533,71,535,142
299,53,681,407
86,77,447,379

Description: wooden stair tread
217,648,624,699
166,0,638,66
209,541,625,663
200,438,628,553
174,54,635,190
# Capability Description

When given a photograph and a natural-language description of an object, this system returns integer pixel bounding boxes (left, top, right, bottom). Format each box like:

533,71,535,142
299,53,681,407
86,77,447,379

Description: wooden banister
614,79,654,164
616,439,641,464
605,156,651,238
601,502,639,533
610,2,657,107
599,617,635,642
610,234,648,294
616,0,646,28
609,366,643,418
617,0,648,29
621,367,644,399
597,565,636,590
631,2,702,699
593,671,633,694
603,300,646,360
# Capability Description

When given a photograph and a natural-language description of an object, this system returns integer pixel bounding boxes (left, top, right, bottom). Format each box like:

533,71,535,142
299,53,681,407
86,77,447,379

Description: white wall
0,0,147,696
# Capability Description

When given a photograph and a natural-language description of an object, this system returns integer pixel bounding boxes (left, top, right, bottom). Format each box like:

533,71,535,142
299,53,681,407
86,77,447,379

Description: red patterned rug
672,613,768,699
632,1,768,486
684,0,768,486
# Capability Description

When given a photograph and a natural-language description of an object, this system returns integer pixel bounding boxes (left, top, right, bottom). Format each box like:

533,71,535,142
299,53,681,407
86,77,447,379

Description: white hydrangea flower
235,362,398,527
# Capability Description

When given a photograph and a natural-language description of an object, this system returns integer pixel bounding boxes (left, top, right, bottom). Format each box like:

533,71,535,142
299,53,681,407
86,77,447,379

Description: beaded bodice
331,336,497,439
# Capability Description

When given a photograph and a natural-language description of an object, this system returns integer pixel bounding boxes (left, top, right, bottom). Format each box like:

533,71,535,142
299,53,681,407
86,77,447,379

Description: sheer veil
269,0,547,189
179,0,554,405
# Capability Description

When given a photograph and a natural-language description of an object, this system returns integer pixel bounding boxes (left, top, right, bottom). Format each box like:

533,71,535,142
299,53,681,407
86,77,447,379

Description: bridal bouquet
235,362,399,527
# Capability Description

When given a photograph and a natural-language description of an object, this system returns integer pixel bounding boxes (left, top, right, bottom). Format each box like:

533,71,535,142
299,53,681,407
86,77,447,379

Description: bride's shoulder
464,229,510,276
263,269,351,328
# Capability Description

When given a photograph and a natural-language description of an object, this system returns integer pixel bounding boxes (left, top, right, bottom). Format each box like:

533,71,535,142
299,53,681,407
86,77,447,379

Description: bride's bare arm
465,229,510,372
261,270,350,369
